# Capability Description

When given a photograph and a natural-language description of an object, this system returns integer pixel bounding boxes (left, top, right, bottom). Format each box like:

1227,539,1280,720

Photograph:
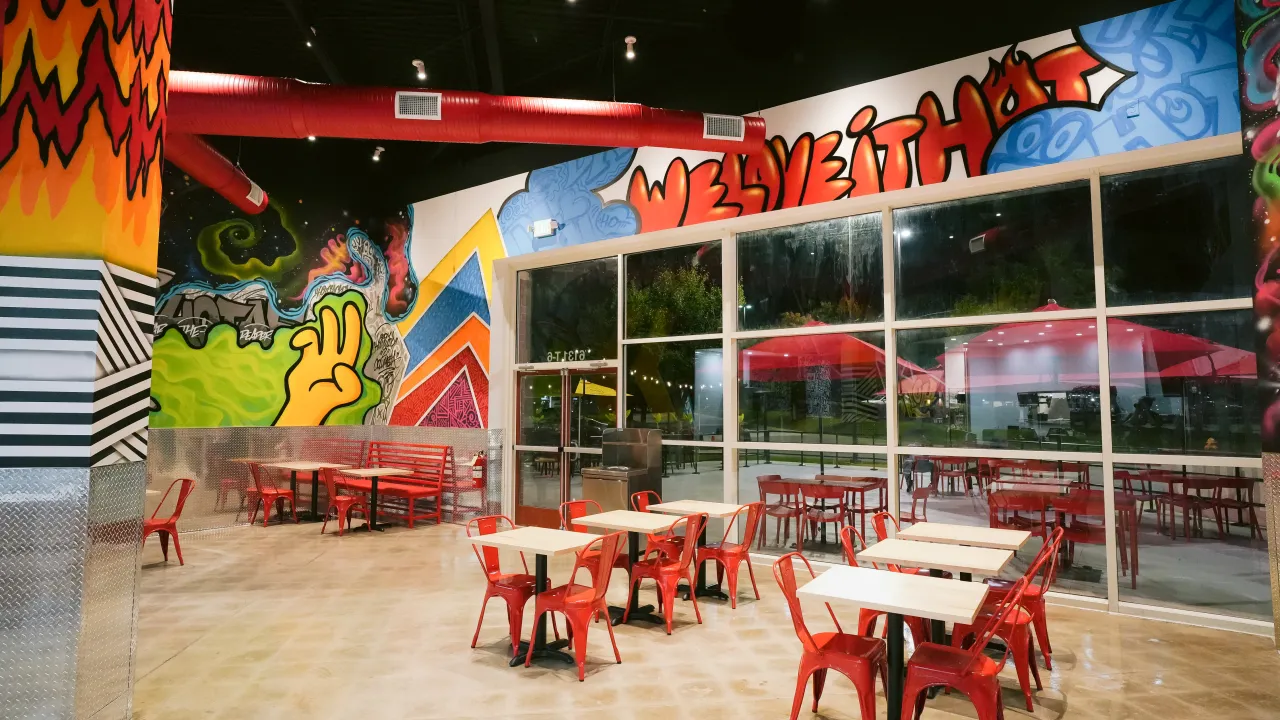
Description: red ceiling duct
166,132,269,214
167,71,766,153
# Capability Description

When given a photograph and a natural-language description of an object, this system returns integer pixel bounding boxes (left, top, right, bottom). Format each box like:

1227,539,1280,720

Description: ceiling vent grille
395,91,443,120
703,113,745,141
245,182,265,206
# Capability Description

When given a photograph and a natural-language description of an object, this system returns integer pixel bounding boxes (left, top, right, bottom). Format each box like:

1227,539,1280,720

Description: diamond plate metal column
0,2,171,717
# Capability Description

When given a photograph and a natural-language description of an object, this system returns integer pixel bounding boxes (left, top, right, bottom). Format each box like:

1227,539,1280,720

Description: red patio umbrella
740,321,934,383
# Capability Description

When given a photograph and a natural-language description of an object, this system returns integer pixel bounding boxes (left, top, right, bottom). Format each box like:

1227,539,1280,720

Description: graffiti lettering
627,41,1123,231
155,293,294,349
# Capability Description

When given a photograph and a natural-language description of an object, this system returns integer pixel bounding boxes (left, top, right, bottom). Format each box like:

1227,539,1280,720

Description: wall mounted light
624,36,636,60
412,59,427,81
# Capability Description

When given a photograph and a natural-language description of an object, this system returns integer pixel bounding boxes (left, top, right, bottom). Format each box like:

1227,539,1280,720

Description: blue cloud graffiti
497,147,639,256
988,0,1240,173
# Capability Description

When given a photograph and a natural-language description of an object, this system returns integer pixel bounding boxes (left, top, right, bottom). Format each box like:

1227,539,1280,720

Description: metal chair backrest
466,514,527,579
570,531,627,601
773,552,844,653
838,525,878,568
720,501,765,547
308,438,368,468
1030,527,1065,592
757,476,791,502
870,510,899,541
631,490,661,512
560,499,603,531
151,478,195,523
665,513,705,571
965,576,1030,675
248,463,279,493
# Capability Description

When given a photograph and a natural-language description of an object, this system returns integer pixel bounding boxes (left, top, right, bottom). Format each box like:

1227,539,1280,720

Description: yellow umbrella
574,378,617,397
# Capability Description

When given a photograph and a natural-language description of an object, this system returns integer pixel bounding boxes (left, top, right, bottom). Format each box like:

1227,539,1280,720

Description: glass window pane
1114,463,1269,619
1102,156,1253,306
625,340,723,441
738,451,888,564
737,214,883,329
567,372,616,449
518,258,617,363
626,242,722,338
662,446,726,538
738,332,887,445
897,321,1102,451
894,182,1094,320
516,450,560,510
901,455,1105,597
517,374,561,446
1108,310,1259,457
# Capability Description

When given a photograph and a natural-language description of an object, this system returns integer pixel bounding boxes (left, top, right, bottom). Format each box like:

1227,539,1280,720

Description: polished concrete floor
132,522,1280,720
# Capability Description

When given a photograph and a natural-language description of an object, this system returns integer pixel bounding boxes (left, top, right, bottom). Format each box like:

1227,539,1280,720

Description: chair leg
1009,627,1036,711
745,554,761,600
1029,600,1052,669
789,657,817,720
158,532,169,562
811,667,828,711
687,569,703,625
470,592,492,649
569,614,589,682
506,597,527,659
523,608,543,668
170,530,185,566
321,505,331,535
600,608,622,664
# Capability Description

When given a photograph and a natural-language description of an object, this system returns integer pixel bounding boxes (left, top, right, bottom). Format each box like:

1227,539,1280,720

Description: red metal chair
758,476,802,550
625,513,706,635
467,515,555,658
1210,476,1263,539
524,530,626,681
983,527,1064,670
696,501,764,609
987,490,1050,539
1057,490,1136,587
318,467,369,536
248,462,297,526
561,499,629,584
142,478,194,565
950,573,1043,712
801,484,847,550
870,511,950,578
838,526,930,647
933,457,973,495
631,490,683,559
900,486,932,525
901,577,1032,720
773,552,887,720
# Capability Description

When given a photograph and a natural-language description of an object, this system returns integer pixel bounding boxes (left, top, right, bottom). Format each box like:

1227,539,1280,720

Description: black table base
677,525,730,601
351,476,385,532
886,612,905,720
513,554,576,667
610,530,667,627
297,470,322,523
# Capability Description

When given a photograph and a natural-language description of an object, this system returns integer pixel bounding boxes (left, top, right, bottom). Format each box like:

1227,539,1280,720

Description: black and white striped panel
0,256,155,468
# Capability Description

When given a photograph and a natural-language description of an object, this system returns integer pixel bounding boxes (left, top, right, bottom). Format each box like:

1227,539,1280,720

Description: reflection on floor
741,462,1273,621
133,522,1280,720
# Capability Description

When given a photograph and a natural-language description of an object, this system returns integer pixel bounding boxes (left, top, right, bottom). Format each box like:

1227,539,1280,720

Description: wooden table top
339,467,415,478
469,526,598,556
573,510,680,534
784,476,883,488
647,499,742,518
262,461,350,472
798,565,989,625
896,522,1031,551
856,538,1014,576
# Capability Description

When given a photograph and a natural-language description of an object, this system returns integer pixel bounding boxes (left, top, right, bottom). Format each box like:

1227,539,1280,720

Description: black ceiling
172,0,1159,214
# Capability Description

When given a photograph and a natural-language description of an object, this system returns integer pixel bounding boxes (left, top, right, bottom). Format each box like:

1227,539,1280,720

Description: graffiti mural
152,167,415,427
0,1,168,467
1238,0,1280,451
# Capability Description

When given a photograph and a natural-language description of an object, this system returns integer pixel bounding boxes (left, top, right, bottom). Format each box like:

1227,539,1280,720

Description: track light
624,35,636,60
372,146,384,162
412,59,426,81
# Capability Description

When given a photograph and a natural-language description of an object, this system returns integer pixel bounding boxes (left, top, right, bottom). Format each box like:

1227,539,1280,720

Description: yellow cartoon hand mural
274,301,365,426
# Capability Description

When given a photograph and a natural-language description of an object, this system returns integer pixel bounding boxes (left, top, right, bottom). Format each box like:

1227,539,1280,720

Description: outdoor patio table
468,526,597,667
798,564,988,720
572,509,678,626
335,467,414,531
646,499,743,600
785,476,881,544
260,461,349,522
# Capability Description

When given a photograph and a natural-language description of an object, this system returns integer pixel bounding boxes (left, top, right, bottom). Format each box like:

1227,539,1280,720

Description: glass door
515,368,618,527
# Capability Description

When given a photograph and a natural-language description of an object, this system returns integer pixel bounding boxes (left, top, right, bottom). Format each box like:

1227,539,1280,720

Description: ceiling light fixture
624,35,637,60
306,41,312,47
412,59,427,81
372,146,385,162
307,135,316,141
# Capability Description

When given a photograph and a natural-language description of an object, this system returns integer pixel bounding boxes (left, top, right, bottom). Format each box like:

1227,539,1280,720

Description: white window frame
492,131,1270,635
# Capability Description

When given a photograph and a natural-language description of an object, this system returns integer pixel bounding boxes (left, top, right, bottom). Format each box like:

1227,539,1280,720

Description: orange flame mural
0,0,171,275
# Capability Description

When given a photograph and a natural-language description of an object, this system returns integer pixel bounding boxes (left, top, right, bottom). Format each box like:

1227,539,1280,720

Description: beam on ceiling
455,0,480,90
477,0,505,94
279,0,345,84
